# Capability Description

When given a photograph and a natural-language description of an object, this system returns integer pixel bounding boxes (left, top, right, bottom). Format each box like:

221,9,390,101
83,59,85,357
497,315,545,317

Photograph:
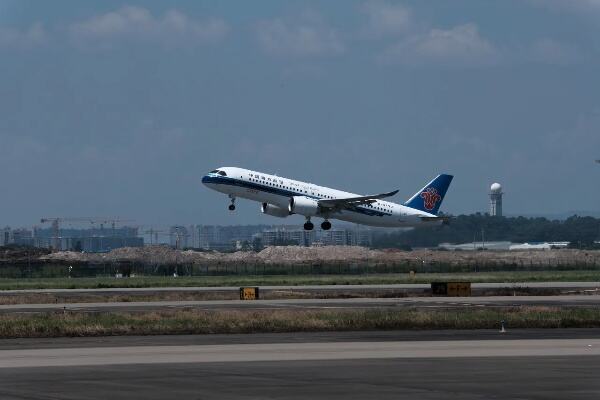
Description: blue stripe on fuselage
202,175,391,217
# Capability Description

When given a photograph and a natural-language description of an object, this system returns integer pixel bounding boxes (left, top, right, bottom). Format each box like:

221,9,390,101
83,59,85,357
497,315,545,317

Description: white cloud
361,1,412,37
0,23,46,48
70,6,229,46
256,17,344,57
380,23,499,66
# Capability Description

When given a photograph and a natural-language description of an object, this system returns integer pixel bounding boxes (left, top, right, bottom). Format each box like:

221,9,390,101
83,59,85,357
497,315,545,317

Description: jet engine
261,203,289,218
288,196,320,216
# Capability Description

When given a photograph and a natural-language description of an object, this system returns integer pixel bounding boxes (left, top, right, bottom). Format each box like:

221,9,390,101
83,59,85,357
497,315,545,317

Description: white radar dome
490,182,502,193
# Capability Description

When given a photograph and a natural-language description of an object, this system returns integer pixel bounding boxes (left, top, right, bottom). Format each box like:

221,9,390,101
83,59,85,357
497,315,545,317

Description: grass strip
0,288,574,306
1,270,600,290
1,307,599,338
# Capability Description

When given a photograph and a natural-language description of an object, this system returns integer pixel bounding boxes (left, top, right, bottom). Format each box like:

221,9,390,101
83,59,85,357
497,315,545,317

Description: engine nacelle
261,203,289,218
288,196,320,216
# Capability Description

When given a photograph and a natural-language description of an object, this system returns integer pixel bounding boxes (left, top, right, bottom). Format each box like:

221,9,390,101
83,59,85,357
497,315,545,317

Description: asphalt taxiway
1,329,600,349
2,356,599,400
0,333,599,399
1,294,600,313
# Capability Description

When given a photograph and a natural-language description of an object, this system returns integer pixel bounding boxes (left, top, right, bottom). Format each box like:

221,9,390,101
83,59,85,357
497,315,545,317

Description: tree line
372,214,600,249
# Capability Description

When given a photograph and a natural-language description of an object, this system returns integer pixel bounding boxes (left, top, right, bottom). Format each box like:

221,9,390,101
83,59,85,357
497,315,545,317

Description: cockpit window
217,171,227,176
209,170,219,173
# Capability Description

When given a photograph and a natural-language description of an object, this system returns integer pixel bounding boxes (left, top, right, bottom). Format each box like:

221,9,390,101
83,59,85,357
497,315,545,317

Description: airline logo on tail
404,174,452,215
420,187,441,211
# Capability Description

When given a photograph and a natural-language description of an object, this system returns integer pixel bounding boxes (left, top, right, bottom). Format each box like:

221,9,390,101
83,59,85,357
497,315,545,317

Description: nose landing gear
228,195,236,211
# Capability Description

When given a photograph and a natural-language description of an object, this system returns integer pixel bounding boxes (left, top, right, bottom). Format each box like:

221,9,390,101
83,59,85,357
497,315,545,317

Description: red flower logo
420,187,441,211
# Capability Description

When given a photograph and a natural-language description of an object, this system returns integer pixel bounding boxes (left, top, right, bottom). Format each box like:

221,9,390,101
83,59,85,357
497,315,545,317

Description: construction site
1,212,600,279
0,244,596,280
1,217,142,253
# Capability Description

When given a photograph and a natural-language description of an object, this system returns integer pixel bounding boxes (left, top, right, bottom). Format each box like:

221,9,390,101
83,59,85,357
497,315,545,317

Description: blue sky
1,0,599,227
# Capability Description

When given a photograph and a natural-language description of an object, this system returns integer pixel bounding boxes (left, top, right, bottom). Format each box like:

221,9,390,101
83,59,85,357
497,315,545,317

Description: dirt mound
256,246,375,263
38,246,600,266
1,245,51,263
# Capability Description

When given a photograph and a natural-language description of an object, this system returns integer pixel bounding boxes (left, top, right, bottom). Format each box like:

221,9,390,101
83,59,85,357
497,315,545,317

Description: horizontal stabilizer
419,216,450,222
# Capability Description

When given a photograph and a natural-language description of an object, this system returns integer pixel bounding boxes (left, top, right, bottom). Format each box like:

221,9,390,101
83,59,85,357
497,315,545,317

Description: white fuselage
202,167,440,228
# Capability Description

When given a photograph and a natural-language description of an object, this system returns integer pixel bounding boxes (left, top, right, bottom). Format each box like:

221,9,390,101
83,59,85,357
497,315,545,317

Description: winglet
380,189,399,198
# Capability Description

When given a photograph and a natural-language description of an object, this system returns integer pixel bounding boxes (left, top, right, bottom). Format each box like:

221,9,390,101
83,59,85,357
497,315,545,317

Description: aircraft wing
318,190,399,209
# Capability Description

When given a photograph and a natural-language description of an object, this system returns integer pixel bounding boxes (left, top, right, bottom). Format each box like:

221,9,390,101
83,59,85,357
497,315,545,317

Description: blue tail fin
404,174,453,215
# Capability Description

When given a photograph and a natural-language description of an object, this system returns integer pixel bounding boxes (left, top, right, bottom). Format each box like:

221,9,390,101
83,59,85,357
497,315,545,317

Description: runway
0,334,599,399
1,339,600,368
1,294,600,313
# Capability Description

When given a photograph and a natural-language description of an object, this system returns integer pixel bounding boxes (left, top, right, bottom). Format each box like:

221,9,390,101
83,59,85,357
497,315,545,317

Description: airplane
202,167,453,231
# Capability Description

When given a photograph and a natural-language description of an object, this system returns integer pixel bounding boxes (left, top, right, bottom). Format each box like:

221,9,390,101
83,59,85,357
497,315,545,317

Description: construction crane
40,217,135,251
139,228,190,248
140,228,170,245
170,226,190,250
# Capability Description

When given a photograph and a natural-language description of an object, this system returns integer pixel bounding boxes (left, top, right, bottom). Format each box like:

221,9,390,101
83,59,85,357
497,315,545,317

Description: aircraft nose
201,175,210,185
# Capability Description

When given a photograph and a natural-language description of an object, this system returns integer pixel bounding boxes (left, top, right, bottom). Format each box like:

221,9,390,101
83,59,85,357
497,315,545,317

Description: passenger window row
248,176,313,194
366,203,393,213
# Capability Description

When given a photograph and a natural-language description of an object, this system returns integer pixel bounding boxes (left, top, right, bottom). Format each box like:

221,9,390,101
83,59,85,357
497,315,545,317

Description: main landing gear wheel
304,221,314,231
321,220,331,230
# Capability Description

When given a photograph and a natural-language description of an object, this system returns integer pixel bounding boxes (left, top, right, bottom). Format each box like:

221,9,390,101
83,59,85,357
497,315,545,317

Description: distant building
348,227,373,247
198,225,221,250
32,227,52,249
438,241,512,251
438,241,570,251
0,227,34,247
318,229,348,246
261,227,315,247
33,226,142,252
509,242,569,251
490,183,503,217
188,225,200,249
12,228,33,246
194,224,371,250
262,226,371,248
169,226,189,249
197,225,269,250
1,226,10,246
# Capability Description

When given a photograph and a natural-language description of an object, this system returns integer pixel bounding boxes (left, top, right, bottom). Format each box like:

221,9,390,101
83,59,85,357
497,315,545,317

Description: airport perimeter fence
1,258,600,279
